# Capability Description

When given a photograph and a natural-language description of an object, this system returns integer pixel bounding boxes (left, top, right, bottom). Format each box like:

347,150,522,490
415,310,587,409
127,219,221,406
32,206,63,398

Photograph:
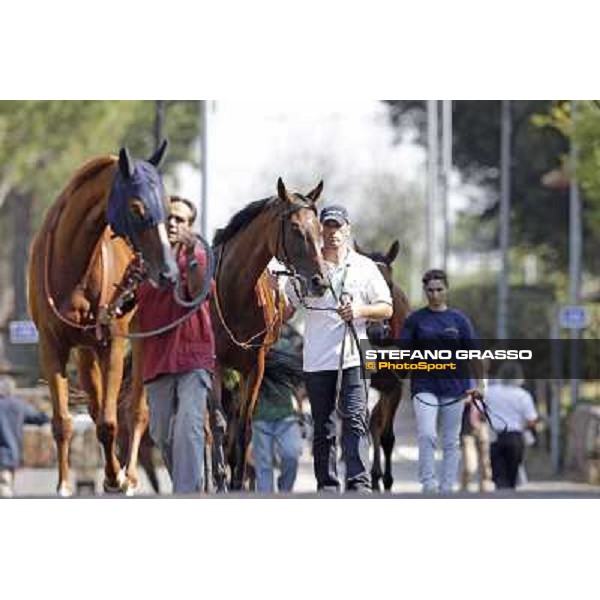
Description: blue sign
559,306,589,330
9,320,39,344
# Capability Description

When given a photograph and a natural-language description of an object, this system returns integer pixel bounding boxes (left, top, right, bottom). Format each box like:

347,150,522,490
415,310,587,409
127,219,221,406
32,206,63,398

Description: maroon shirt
137,246,215,383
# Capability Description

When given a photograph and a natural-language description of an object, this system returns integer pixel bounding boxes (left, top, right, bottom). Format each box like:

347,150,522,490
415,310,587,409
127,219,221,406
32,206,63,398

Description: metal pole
154,100,165,150
441,100,452,272
550,311,561,474
569,100,581,409
426,100,439,268
199,100,208,239
497,100,511,340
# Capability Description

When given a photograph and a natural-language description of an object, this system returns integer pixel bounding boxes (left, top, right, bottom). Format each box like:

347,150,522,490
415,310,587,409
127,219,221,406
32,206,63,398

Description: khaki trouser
461,425,494,491
0,468,14,498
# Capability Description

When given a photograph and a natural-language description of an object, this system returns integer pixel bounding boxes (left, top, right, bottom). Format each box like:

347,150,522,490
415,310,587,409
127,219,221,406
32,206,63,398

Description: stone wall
565,404,600,484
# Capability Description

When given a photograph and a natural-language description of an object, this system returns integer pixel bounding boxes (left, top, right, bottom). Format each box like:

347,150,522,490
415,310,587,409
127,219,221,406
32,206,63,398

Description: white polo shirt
285,248,392,372
484,383,538,433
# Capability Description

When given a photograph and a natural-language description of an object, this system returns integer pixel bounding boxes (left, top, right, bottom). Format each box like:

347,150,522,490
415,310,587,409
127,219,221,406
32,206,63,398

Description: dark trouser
304,367,371,491
490,432,524,489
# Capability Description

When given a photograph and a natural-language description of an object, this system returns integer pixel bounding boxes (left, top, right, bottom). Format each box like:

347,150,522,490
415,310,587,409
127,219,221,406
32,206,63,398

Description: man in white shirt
285,205,392,492
484,361,538,489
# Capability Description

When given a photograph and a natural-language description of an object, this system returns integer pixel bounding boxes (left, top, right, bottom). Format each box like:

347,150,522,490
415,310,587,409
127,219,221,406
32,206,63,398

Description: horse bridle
43,198,215,341
212,197,317,351
112,233,215,340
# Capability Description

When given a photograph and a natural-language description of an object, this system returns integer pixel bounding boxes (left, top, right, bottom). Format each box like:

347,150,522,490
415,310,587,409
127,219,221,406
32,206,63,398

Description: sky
174,100,430,238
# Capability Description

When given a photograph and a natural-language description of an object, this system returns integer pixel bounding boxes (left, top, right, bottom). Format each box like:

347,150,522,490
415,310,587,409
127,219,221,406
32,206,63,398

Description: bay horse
28,142,178,496
212,178,329,490
355,240,411,491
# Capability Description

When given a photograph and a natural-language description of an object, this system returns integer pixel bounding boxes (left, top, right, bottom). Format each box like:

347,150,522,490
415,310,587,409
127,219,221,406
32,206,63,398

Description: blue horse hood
107,159,167,239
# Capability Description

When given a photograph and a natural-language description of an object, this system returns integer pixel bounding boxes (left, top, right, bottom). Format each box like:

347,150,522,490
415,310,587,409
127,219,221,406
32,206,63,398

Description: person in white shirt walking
285,205,392,492
484,361,538,489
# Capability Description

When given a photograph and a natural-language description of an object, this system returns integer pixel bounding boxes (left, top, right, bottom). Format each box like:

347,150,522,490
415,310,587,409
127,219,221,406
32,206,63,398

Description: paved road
12,391,600,497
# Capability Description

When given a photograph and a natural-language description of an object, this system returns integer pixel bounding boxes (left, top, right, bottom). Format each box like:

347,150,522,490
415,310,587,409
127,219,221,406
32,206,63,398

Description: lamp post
441,100,452,272
497,100,511,340
569,100,582,409
426,100,439,269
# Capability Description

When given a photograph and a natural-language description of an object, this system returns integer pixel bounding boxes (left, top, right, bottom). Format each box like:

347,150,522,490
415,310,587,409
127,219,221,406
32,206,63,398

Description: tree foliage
384,101,572,277
0,101,201,225
352,171,424,294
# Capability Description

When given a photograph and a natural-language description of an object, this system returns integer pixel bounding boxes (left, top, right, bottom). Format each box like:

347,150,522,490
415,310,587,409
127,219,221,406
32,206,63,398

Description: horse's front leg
40,338,73,496
381,389,402,492
98,339,126,492
208,367,228,492
123,337,149,495
233,351,266,491
231,377,249,491
369,401,384,492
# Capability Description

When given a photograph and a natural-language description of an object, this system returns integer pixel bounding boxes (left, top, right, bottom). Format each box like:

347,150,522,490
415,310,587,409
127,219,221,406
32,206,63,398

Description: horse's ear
148,139,168,168
119,148,134,180
277,177,290,202
387,240,400,264
306,180,324,203
354,240,365,255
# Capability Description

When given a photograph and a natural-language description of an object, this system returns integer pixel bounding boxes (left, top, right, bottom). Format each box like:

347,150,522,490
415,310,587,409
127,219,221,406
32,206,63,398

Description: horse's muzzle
309,274,329,297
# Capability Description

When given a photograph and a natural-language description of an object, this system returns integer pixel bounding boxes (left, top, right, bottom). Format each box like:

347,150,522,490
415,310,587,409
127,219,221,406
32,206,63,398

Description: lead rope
212,213,293,351
292,263,370,421
110,236,215,340
413,381,508,435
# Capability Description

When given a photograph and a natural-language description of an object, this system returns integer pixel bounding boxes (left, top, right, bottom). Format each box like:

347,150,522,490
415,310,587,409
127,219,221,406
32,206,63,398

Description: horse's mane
67,156,116,196
40,156,116,235
213,196,273,247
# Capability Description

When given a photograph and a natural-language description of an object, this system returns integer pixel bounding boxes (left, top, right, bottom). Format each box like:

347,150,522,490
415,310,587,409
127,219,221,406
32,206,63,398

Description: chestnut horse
355,240,411,491
212,178,329,489
28,142,177,495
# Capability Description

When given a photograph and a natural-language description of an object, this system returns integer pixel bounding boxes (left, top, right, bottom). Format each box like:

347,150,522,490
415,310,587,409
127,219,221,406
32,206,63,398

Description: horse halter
273,197,321,297
106,154,168,253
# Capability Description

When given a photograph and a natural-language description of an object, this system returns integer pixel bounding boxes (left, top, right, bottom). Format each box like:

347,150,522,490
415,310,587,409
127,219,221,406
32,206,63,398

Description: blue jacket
400,307,479,398
0,395,49,469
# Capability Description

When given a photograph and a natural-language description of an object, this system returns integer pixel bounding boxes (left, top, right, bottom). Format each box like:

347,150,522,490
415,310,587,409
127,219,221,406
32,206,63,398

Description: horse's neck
219,207,278,301
52,169,114,276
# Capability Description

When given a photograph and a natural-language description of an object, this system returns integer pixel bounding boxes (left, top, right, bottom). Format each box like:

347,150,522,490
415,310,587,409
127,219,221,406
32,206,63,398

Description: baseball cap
319,205,349,225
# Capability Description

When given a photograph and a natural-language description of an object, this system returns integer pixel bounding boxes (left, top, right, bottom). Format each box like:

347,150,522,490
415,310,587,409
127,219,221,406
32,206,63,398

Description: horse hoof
103,481,123,494
124,483,137,497
120,476,138,497
57,482,73,497
103,470,127,495
116,468,128,490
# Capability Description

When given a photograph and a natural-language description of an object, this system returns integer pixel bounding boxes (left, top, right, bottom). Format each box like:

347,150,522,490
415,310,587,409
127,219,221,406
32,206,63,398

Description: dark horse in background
355,240,411,491
212,178,329,490
28,142,177,495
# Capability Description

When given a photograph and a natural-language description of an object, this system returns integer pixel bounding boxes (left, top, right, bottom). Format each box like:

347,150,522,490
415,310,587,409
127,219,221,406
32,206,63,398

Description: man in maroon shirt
137,196,215,493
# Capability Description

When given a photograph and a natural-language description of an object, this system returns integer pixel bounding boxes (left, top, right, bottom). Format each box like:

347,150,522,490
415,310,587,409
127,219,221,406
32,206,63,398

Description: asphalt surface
10,389,600,498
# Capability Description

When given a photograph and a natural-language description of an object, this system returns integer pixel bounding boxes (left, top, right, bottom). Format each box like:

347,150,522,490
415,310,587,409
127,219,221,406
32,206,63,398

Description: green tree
384,101,571,278
352,171,424,297
0,100,201,224
0,101,202,374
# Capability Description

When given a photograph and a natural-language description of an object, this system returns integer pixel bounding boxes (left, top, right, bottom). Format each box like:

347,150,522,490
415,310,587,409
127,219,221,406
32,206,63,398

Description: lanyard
327,260,350,305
